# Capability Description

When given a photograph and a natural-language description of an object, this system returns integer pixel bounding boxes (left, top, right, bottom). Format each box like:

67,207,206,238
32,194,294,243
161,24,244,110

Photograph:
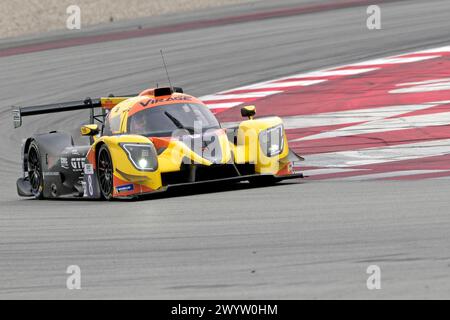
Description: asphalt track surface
1,0,450,299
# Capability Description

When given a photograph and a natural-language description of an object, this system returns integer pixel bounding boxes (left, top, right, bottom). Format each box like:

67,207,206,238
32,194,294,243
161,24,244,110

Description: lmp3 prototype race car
12,86,303,200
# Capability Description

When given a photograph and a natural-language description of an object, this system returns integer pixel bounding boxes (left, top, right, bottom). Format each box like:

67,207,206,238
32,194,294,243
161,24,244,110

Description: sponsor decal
13,110,21,128
62,147,81,156
61,156,85,171
70,157,85,171
116,184,134,193
71,149,81,156
84,163,94,175
60,157,69,169
140,96,191,107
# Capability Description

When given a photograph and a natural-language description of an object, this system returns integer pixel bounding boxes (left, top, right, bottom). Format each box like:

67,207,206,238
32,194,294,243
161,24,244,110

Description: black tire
97,144,114,200
27,142,44,199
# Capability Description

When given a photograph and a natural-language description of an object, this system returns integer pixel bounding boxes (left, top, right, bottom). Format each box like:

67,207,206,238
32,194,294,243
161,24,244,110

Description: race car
12,86,303,200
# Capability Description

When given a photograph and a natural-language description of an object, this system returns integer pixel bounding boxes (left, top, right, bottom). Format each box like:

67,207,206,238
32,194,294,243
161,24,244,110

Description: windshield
127,103,220,137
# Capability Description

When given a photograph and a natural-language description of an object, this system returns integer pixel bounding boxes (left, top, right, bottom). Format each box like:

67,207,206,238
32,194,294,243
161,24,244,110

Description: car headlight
259,125,284,157
120,143,158,171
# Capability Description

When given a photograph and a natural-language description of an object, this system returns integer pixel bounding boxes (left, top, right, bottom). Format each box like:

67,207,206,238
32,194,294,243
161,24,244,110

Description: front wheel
27,142,44,199
97,144,114,200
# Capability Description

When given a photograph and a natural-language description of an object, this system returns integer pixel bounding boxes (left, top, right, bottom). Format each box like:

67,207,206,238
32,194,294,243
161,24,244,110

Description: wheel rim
28,147,42,194
98,148,113,197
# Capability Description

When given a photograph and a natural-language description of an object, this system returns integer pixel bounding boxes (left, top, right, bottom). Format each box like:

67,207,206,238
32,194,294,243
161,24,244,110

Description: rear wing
12,95,137,128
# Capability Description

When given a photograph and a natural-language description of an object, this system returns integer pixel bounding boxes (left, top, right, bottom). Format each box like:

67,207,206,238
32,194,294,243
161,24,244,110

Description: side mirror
80,124,100,136
241,105,256,120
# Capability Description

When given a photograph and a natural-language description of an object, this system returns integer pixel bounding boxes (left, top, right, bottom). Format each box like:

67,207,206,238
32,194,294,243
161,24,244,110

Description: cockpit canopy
103,101,220,137
128,103,220,137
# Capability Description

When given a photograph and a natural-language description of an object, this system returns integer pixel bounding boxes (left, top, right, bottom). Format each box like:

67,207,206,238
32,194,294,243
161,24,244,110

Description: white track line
348,56,439,66
222,104,438,130
201,46,449,107
430,175,450,180
390,79,450,94
413,46,450,54
303,138,450,168
237,80,326,90
291,68,379,78
301,168,367,176
284,103,437,132
296,102,450,141
206,102,243,110
395,78,450,87
201,91,281,101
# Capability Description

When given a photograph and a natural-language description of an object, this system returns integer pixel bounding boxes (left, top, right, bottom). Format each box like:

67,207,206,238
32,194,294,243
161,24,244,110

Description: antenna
160,49,173,90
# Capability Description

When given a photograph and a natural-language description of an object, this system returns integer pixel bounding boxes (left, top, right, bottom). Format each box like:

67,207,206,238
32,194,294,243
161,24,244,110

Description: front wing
113,172,305,199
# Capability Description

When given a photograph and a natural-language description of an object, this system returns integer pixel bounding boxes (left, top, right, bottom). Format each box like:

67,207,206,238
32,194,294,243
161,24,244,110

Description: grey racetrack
1,0,450,299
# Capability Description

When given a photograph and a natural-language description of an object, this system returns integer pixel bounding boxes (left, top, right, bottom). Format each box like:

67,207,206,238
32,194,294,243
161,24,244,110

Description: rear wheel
27,142,44,199
97,144,114,200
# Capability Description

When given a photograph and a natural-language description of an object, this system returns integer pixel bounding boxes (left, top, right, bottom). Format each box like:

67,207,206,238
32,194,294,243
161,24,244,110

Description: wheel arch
96,142,115,200
94,141,106,165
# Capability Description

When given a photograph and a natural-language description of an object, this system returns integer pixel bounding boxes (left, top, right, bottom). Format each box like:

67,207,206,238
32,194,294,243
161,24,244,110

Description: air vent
154,87,184,97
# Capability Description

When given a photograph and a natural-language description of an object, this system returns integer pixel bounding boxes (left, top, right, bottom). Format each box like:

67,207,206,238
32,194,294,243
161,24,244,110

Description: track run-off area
1,0,450,299
205,46,450,181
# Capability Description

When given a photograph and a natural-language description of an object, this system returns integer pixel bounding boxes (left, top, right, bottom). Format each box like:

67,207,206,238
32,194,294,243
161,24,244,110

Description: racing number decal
87,175,94,196
83,164,100,198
